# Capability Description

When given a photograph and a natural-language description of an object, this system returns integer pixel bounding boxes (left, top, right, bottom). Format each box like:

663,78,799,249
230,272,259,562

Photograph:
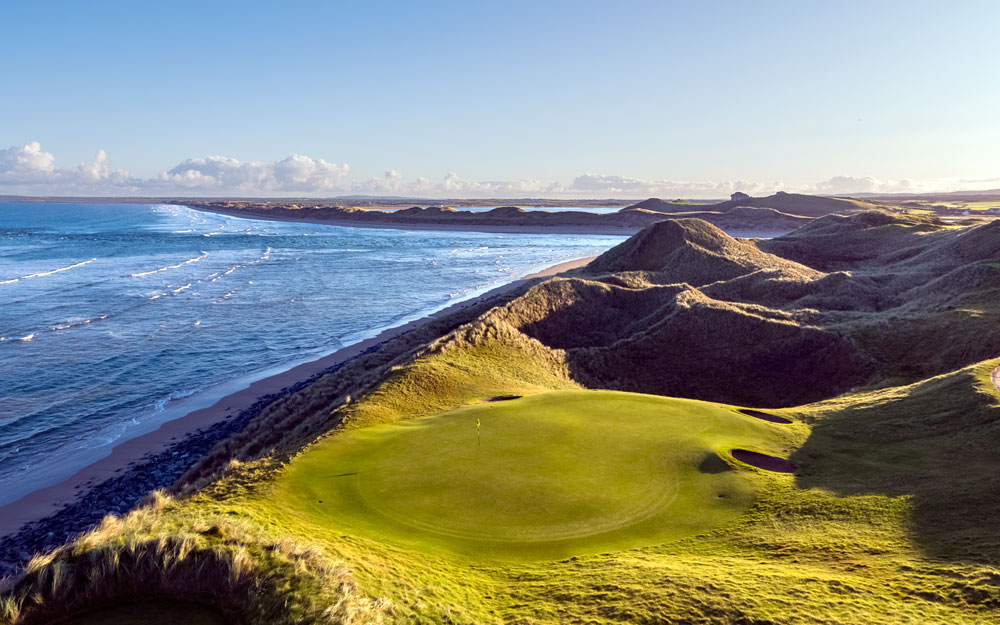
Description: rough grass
0,495,388,625
337,338,577,431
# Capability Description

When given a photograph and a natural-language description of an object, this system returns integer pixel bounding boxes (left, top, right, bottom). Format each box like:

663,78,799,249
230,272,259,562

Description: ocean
0,202,626,505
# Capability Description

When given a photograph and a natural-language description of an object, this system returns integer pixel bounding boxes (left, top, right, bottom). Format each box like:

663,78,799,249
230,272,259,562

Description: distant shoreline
184,203,794,240
182,203,647,236
0,254,595,548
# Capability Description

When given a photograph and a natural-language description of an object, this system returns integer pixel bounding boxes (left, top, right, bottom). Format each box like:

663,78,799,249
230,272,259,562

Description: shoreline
181,203,795,241
180,204,646,236
0,255,594,553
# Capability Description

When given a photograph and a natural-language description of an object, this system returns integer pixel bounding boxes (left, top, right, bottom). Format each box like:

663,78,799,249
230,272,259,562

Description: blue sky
2,0,998,198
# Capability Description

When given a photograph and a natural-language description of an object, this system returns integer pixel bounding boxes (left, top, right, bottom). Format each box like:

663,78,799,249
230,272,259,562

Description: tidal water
0,203,626,504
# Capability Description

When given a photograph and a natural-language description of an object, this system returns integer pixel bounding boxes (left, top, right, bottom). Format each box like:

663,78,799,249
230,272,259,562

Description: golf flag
477,417,481,446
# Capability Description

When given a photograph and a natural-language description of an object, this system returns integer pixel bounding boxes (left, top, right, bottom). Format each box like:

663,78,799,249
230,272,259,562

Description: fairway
274,390,796,560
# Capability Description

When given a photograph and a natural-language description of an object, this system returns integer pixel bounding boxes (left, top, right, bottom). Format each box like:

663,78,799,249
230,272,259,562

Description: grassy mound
587,218,818,285
271,390,798,560
0,502,381,625
623,192,878,217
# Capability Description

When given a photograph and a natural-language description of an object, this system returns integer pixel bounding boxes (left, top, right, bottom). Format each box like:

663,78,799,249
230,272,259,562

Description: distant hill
620,198,711,213
623,191,879,218
174,199,811,236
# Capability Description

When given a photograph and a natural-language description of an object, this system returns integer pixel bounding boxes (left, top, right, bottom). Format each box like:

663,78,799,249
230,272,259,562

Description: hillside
175,198,813,236
623,191,880,218
5,213,1000,624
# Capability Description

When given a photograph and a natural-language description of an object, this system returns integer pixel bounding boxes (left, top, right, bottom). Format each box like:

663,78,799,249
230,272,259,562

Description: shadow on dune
790,362,1000,563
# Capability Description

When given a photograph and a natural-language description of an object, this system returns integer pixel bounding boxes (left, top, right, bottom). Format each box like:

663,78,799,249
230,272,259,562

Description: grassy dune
625,192,880,217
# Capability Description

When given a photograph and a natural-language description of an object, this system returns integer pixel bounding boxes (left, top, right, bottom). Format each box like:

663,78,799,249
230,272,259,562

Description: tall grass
0,494,388,625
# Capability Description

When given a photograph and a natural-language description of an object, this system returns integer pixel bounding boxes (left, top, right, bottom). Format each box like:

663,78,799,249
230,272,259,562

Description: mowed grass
272,390,800,560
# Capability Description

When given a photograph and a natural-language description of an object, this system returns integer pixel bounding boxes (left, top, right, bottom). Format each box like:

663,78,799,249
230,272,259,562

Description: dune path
992,367,1000,394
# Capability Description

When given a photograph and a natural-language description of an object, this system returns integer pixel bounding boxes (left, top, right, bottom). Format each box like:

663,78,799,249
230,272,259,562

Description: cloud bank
0,141,983,200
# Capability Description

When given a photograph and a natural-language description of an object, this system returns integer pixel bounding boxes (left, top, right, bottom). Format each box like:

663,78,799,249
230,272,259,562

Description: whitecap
49,314,110,331
129,252,208,278
20,258,97,280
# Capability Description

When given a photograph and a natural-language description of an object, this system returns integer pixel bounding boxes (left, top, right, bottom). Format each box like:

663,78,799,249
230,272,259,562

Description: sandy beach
0,255,594,540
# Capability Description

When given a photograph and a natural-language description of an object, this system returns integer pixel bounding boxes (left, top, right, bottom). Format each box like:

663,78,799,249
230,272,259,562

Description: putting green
274,390,795,560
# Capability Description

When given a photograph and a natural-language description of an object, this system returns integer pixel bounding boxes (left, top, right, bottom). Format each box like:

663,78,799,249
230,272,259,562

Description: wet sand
0,256,594,539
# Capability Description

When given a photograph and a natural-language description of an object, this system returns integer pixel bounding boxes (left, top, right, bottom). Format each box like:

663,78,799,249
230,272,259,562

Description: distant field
272,390,799,560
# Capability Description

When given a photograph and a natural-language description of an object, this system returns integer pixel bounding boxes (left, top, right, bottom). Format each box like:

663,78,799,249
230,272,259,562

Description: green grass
340,341,579,430
273,391,800,560
9,358,1000,624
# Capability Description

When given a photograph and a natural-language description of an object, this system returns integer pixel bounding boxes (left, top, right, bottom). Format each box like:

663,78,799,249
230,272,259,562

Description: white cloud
159,154,349,193
569,174,779,198
0,143,139,192
429,172,557,196
0,141,992,199
355,169,405,194
0,142,57,182
354,171,558,198
77,150,135,185
808,175,916,195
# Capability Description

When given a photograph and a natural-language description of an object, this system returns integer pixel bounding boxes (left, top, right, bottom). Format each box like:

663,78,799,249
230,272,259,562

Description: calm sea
0,203,626,504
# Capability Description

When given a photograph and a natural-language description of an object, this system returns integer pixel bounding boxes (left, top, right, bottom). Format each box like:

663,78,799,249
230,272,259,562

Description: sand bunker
736,408,792,424
485,394,522,402
730,449,795,473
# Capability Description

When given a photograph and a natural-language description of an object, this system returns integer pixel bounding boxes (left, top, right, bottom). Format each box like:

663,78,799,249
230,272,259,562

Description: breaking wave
9,258,97,282
129,252,208,278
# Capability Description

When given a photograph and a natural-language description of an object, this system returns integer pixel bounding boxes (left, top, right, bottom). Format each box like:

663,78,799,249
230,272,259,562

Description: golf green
274,390,795,560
